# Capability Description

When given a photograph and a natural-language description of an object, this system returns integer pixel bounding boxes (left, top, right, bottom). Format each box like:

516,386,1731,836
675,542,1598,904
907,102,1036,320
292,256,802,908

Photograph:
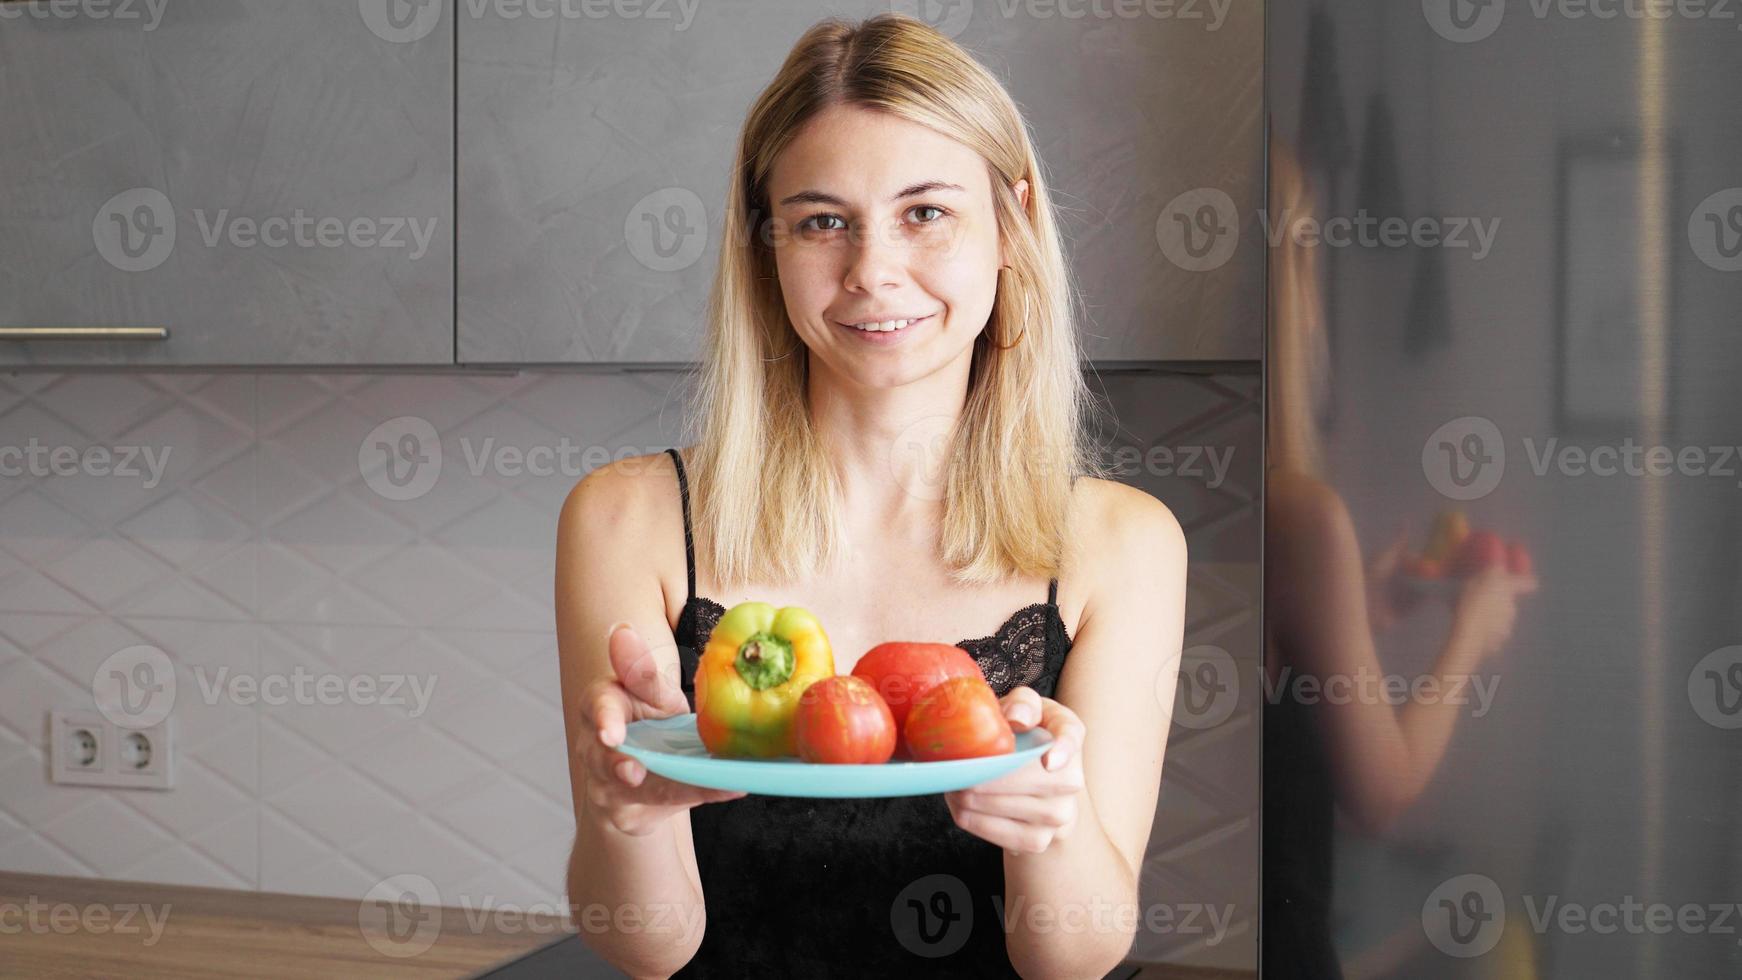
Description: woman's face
766,103,1027,390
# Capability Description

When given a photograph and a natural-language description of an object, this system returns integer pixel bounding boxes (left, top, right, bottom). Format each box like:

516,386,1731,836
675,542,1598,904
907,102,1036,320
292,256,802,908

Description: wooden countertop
0,872,552,979
0,871,1257,979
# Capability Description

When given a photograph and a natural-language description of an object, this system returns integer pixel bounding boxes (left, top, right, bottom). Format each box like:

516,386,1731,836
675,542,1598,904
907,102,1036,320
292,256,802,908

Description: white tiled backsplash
0,368,1257,969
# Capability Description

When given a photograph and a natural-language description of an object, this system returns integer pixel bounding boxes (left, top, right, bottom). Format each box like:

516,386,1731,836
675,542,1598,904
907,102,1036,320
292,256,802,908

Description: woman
554,13,1187,979
1262,132,1538,978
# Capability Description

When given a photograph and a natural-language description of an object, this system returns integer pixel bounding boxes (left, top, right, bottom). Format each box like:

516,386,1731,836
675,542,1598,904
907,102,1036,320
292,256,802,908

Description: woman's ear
1012,178,1030,211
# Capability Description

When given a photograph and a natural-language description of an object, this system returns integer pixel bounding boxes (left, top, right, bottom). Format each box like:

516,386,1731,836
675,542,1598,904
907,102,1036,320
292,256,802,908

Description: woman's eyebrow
777,180,967,208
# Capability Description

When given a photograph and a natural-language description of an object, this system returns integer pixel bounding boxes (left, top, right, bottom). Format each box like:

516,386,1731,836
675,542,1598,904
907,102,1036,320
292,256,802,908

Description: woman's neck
805,351,971,525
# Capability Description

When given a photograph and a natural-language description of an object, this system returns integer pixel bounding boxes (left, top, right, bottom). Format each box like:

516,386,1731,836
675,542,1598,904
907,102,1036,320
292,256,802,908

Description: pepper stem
734,632,795,690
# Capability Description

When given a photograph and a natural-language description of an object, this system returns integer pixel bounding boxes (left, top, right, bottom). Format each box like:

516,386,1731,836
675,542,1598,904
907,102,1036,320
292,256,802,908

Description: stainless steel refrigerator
1265,1,1742,977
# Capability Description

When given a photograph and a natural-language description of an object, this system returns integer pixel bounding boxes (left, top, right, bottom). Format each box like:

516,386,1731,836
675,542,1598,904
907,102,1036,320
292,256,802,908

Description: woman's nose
841,218,907,293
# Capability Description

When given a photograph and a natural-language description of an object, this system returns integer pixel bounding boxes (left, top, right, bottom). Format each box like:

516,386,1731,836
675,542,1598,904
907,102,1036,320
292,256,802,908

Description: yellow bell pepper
694,602,835,758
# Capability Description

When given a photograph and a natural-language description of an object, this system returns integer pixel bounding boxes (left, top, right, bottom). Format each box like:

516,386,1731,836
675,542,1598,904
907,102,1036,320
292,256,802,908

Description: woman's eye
799,207,948,234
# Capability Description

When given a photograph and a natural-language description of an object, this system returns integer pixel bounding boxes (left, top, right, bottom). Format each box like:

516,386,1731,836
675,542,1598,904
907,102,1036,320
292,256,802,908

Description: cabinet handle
0,327,170,341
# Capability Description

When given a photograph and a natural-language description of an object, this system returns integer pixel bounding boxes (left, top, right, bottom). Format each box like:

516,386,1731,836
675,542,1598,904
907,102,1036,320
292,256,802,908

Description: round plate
616,713,1052,798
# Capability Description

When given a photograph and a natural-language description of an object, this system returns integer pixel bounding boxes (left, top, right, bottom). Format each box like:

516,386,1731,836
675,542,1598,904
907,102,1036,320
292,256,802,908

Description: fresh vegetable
904,676,1015,762
1506,540,1534,576
1422,509,1471,561
793,675,897,764
693,602,835,759
1452,530,1507,576
850,642,987,757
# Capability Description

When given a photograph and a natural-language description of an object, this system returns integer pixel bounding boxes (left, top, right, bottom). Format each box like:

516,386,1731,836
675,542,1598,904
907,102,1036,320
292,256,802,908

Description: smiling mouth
837,313,937,333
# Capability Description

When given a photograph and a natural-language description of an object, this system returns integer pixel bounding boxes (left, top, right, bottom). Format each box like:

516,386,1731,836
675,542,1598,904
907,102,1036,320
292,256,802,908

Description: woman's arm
556,461,709,978
1002,485,1188,978
1266,470,1532,835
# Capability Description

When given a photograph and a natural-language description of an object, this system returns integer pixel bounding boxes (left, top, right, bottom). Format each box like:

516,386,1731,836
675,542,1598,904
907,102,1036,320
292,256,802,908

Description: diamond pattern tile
0,368,1260,972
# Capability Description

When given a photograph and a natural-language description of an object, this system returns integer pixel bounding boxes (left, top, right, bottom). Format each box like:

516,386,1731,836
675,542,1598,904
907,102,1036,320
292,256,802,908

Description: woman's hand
1449,565,1540,665
578,623,747,836
943,686,1086,855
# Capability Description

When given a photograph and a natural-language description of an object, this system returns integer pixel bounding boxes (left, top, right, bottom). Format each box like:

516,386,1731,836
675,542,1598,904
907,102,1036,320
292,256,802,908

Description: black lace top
662,448,1074,978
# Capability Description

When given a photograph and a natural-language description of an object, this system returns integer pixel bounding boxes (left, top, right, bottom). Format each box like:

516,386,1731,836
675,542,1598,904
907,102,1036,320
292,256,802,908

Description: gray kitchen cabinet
458,2,1262,364
0,0,453,366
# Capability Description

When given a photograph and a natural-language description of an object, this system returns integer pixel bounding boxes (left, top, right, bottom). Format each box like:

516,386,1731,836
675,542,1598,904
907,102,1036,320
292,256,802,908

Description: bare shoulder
557,449,687,627
1066,478,1187,616
559,451,679,536
1265,466,1353,549
1073,476,1186,562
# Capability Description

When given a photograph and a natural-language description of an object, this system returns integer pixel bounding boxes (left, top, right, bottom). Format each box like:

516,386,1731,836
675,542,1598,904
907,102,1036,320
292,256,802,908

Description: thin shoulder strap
665,448,696,601
1047,577,1058,606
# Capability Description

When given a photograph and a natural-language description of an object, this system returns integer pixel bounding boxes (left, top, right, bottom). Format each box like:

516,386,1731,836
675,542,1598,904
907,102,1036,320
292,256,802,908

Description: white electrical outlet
49,710,174,790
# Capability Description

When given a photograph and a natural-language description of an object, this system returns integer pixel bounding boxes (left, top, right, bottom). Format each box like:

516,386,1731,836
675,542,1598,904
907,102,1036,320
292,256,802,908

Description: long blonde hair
1266,131,1330,478
686,12,1108,590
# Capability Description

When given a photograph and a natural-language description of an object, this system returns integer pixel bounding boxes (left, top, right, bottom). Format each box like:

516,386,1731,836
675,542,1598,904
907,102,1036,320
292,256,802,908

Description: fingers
608,623,691,717
583,677,635,750
1036,699,1085,772
951,807,1061,855
1000,687,1043,730
1373,528,1412,571
954,788,1079,828
961,758,1085,798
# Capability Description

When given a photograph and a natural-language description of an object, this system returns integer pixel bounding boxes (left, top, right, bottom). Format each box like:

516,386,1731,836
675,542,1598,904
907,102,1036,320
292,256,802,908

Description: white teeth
849,316,921,332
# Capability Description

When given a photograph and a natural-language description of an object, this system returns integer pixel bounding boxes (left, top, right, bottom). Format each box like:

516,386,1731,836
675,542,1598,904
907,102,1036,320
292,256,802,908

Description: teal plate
616,713,1052,798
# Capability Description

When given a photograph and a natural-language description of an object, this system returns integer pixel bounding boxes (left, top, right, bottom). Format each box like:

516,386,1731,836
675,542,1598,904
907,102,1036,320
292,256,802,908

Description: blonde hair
685,12,1109,590
1266,133,1329,478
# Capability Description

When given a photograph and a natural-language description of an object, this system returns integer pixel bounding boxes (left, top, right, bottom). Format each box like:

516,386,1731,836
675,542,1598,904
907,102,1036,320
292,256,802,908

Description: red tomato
1506,540,1534,576
793,676,897,764
1452,530,1507,577
851,643,986,757
904,676,1015,762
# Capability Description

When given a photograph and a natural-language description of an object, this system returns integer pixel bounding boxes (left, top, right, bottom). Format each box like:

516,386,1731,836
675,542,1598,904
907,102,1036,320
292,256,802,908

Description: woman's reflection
1262,133,1539,979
